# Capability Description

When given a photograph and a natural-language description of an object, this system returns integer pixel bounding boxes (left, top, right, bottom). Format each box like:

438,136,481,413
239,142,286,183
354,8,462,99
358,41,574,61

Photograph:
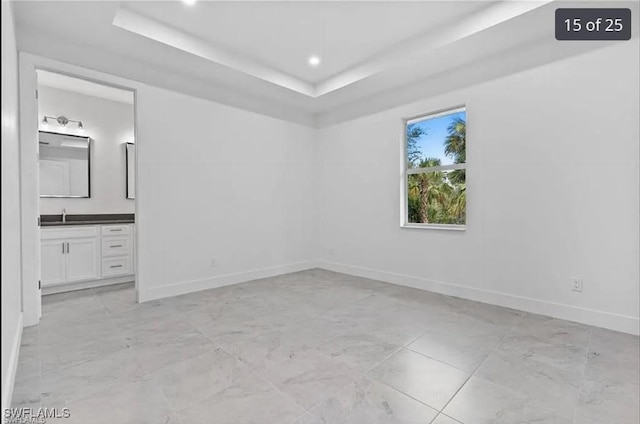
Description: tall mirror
125,142,135,199
39,131,91,198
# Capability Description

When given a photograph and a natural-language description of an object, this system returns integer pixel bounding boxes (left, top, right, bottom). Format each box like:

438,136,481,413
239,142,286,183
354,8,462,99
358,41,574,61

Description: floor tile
233,333,360,409
302,377,438,424
407,312,509,372
93,282,138,313
458,301,524,328
443,376,572,424
18,326,41,364
174,374,305,424
37,348,139,406
494,332,588,379
431,414,462,424
41,290,110,327
575,378,640,424
145,348,263,411
109,299,178,329
39,329,130,374
512,313,592,348
474,348,581,418
367,349,469,410
52,379,176,424
11,371,42,409
584,327,640,386
316,331,401,372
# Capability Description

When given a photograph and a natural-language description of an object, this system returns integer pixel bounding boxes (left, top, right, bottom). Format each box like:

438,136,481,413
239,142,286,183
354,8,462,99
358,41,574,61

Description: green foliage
406,123,426,167
444,117,466,163
406,117,466,225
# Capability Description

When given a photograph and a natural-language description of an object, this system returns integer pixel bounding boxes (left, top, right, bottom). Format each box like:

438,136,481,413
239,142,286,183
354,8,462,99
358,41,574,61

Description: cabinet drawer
101,225,130,236
41,226,98,240
102,256,132,277
101,237,130,257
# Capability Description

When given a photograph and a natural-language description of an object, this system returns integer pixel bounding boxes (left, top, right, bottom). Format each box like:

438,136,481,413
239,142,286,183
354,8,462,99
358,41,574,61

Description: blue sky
411,110,466,166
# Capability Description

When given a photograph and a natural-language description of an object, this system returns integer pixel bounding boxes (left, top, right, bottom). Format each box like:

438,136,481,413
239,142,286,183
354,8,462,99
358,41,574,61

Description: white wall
135,86,316,300
317,40,640,335
2,0,24,412
37,86,135,215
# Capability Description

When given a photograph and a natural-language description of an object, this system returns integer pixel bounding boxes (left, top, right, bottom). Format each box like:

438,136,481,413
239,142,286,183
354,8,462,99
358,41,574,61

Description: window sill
401,224,466,231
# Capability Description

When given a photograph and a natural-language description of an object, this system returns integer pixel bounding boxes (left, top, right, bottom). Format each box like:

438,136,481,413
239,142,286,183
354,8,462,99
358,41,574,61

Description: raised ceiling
122,1,491,85
14,1,634,127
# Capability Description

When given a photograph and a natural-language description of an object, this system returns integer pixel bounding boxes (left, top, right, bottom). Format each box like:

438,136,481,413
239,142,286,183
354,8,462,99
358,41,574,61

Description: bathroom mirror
125,142,135,199
39,131,91,198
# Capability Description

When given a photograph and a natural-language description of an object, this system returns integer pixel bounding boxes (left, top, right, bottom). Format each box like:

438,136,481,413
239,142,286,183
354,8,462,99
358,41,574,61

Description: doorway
18,54,140,326
36,70,137,315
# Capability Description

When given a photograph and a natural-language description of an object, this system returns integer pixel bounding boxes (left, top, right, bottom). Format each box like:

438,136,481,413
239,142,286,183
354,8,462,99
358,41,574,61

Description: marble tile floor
11,269,639,424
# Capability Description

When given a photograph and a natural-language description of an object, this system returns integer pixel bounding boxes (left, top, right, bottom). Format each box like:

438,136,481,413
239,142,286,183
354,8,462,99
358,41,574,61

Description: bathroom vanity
40,215,135,294
37,130,136,295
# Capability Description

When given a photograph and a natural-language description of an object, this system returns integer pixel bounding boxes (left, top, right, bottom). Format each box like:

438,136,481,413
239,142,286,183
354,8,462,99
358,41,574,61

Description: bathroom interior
37,70,137,307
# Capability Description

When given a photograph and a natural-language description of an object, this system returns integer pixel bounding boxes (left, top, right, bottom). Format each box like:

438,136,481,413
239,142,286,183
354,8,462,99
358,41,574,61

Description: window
402,106,466,229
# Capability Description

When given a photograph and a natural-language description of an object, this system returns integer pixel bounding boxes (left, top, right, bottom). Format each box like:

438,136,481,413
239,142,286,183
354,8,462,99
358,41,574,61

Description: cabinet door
41,239,66,286
66,238,99,282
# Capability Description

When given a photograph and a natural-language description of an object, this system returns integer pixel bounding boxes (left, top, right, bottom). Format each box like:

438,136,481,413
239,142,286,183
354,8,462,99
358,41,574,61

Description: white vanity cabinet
40,239,69,286
101,224,133,277
40,224,135,292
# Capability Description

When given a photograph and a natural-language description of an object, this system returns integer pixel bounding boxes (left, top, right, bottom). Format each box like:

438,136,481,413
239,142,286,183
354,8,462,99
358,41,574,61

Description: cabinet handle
67,242,70,253
110,265,123,268
110,244,123,248
109,229,123,232
62,242,65,254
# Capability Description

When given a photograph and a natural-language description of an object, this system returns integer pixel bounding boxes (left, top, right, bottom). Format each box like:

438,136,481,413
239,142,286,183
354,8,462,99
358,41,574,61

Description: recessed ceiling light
182,0,196,6
308,55,321,67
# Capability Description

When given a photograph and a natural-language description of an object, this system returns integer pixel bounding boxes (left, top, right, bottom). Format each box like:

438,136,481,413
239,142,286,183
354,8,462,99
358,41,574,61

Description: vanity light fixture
42,115,84,131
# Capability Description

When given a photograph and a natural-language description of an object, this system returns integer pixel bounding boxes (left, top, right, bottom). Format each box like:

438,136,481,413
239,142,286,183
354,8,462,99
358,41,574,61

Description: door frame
19,53,142,326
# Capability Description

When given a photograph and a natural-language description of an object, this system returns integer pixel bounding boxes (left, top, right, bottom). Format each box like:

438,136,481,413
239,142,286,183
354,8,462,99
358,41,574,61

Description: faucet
62,208,67,223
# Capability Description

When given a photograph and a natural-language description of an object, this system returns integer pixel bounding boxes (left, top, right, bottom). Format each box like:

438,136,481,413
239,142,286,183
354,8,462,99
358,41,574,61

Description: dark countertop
40,213,135,227
41,220,135,227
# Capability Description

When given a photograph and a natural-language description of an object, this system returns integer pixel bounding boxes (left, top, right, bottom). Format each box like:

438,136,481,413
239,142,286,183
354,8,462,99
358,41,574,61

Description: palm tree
406,123,426,167
408,158,451,223
444,117,466,184
447,184,466,224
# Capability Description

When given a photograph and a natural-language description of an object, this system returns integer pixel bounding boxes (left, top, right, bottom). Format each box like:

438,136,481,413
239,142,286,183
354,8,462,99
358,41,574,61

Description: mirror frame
39,131,92,198
125,142,135,199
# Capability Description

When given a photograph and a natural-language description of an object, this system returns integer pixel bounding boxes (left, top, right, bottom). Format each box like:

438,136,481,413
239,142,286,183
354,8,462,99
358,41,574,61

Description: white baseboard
2,312,23,415
142,261,316,302
316,260,640,336
42,276,134,296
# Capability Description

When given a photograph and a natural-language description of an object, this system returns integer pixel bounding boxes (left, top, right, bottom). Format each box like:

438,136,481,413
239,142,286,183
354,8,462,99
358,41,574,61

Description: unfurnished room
1,1,639,424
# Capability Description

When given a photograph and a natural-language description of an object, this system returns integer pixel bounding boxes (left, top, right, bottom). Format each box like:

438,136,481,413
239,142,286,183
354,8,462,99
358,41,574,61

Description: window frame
400,105,467,231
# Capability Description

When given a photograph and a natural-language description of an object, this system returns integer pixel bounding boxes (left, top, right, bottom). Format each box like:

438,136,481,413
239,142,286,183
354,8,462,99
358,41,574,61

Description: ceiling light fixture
42,115,84,131
308,55,321,67
182,0,197,6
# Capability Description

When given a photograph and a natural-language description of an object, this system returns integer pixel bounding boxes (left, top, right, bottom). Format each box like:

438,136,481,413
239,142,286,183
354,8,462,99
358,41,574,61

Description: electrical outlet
571,277,583,292
210,258,216,267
